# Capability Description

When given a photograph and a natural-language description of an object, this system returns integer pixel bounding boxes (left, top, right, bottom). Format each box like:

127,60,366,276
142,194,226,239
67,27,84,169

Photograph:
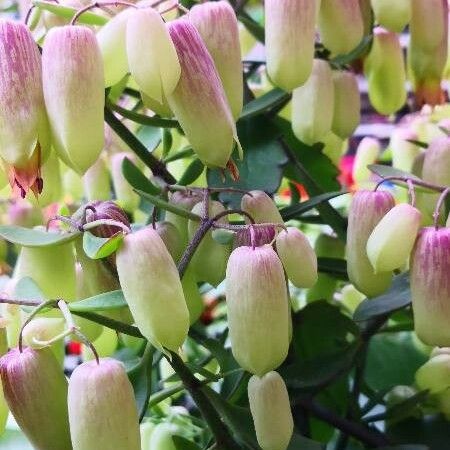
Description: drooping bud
318,0,364,56
42,26,105,174
416,353,450,394
127,7,181,104
83,154,111,202
234,226,276,249
155,221,183,262
411,227,450,346
331,71,361,139
226,245,290,375
97,9,131,87
110,153,140,213
390,128,422,173
0,347,71,450
22,317,65,349
188,200,231,287
149,423,180,450
84,200,131,238
370,0,411,32
116,227,189,352
167,19,240,169
68,358,140,450
292,59,334,145
409,0,448,107
165,190,203,247
140,421,155,450
366,203,422,272
248,371,294,450
275,227,318,289
340,284,365,312
0,20,50,197
352,137,380,187
264,0,318,92
241,190,283,224
364,27,407,115
190,1,243,119
346,190,395,297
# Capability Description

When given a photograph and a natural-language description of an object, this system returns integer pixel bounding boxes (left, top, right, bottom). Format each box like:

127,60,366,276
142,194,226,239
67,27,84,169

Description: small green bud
241,190,283,224
370,0,411,32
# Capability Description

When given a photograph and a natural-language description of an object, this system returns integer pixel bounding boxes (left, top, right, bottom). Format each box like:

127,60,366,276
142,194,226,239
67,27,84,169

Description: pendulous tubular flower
364,27,407,115
127,7,181,104
190,1,243,119
42,25,105,175
226,245,290,376
248,371,294,450
366,203,422,273
409,0,448,107
291,59,334,146
0,347,72,450
116,226,189,352
411,227,450,346
241,190,283,224
370,0,411,32
264,0,318,92
0,20,50,198
68,358,140,450
275,227,318,289
346,190,395,297
318,0,364,56
166,19,241,169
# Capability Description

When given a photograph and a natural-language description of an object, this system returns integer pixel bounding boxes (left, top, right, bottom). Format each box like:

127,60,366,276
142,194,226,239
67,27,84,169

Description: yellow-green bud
370,0,411,32
241,190,283,224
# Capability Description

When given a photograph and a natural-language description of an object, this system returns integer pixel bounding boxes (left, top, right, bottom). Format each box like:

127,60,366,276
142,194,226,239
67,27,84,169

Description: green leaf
353,273,410,322
172,436,202,450
33,0,108,25
122,157,161,195
288,434,325,450
240,89,290,121
136,125,163,151
72,311,142,337
82,232,124,259
280,191,348,221
0,225,80,247
69,290,127,312
178,159,204,186
331,35,373,66
365,333,428,392
238,11,264,42
14,277,45,302
317,257,348,280
207,115,288,208
163,146,194,163
406,139,429,149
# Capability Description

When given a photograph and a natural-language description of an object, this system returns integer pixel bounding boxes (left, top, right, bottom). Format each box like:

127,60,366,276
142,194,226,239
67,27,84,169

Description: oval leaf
0,225,80,248
82,231,124,259
69,290,127,312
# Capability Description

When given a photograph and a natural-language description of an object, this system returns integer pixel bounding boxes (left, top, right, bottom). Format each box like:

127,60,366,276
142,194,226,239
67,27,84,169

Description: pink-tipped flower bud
188,200,230,287
292,59,334,145
411,227,450,346
318,0,364,56
390,128,422,173
85,200,130,238
68,358,140,450
346,190,395,297
241,190,283,224
264,0,318,92
190,1,243,119
167,19,240,169
276,227,318,289
366,203,422,272
116,227,189,352
42,26,105,174
370,0,411,32
0,20,50,198
234,226,276,249
97,9,131,87
0,347,71,450
331,71,361,139
409,0,448,107
127,7,181,104
248,371,294,450
226,245,290,375
364,27,406,115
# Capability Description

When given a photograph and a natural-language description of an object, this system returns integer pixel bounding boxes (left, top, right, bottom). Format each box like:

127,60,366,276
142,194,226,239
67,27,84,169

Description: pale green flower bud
155,221,183,263
319,0,364,56
190,1,243,119
416,353,450,394
182,267,204,325
370,0,411,32
116,227,189,352
111,152,140,213
42,26,105,174
390,128,422,173
366,203,422,272
68,358,140,450
241,190,283,224
149,423,180,450
352,137,380,186
248,371,293,450
264,0,318,91
22,317,65,349
83,154,111,202
276,227,318,289
292,59,334,145
226,245,290,375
